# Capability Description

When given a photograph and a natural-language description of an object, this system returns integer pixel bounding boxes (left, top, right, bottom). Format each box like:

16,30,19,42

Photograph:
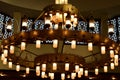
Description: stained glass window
117,17,120,41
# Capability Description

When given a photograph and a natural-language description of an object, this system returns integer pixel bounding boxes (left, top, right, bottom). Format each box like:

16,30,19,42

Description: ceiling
1,0,120,18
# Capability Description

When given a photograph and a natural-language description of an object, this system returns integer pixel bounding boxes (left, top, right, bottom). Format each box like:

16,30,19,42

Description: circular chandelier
0,0,120,79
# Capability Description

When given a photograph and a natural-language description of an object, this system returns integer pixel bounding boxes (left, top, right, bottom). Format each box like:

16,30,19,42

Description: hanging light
95,68,99,75
16,64,20,72
3,49,8,57
78,70,82,78
42,64,46,72
108,23,114,35
89,17,95,30
84,70,88,76
1,54,5,61
36,65,40,76
53,39,58,48
21,41,26,50
110,49,114,58
44,15,51,29
26,67,30,74
71,73,76,80
50,73,54,80
88,42,93,51
75,65,79,73
6,19,12,32
114,55,119,66
65,63,69,71
110,62,114,70
71,40,76,49
3,58,7,65
101,45,106,54
41,72,45,78
10,45,14,54
61,73,65,80
36,40,41,48
80,67,84,75
22,16,28,30
8,61,12,69
104,65,108,73
53,63,57,70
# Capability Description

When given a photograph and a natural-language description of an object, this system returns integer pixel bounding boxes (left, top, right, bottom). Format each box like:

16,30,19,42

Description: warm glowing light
80,68,84,75
3,58,7,65
88,42,93,51
10,45,14,54
104,65,108,73
16,64,20,72
78,71,82,78
61,73,65,80
7,24,12,30
22,21,28,27
21,42,26,50
101,46,106,54
42,64,46,72
41,72,45,78
84,70,88,76
50,73,54,80
36,66,40,76
8,61,12,69
110,62,114,70
71,73,76,80
26,67,30,74
110,50,114,58
53,63,57,70
75,65,79,72
3,49,8,57
65,63,69,71
36,40,41,48
71,40,76,49
53,39,58,48
95,68,99,75
1,54,5,61
89,19,95,29
108,24,114,34
114,55,119,66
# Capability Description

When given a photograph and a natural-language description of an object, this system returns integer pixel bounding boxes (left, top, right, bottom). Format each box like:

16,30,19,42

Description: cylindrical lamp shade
114,55,119,66
36,40,41,48
89,19,95,29
3,58,7,65
65,63,69,71
8,61,12,69
41,72,45,78
88,42,93,51
53,63,57,70
84,70,88,76
61,73,65,80
75,65,79,73
110,50,114,58
101,46,106,54
1,54,5,61
53,39,58,48
71,40,76,49
26,67,30,74
21,42,26,50
95,68,99,75
3,49,8,57
42,64,46,72
78,71,82,78
80,68,84,75
110,62,114,70
10,45,14,54
108,23,114,34
104,65,108,73
36,66,40,76
71,73,76,80
16,64,20,72
50,73,54,80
